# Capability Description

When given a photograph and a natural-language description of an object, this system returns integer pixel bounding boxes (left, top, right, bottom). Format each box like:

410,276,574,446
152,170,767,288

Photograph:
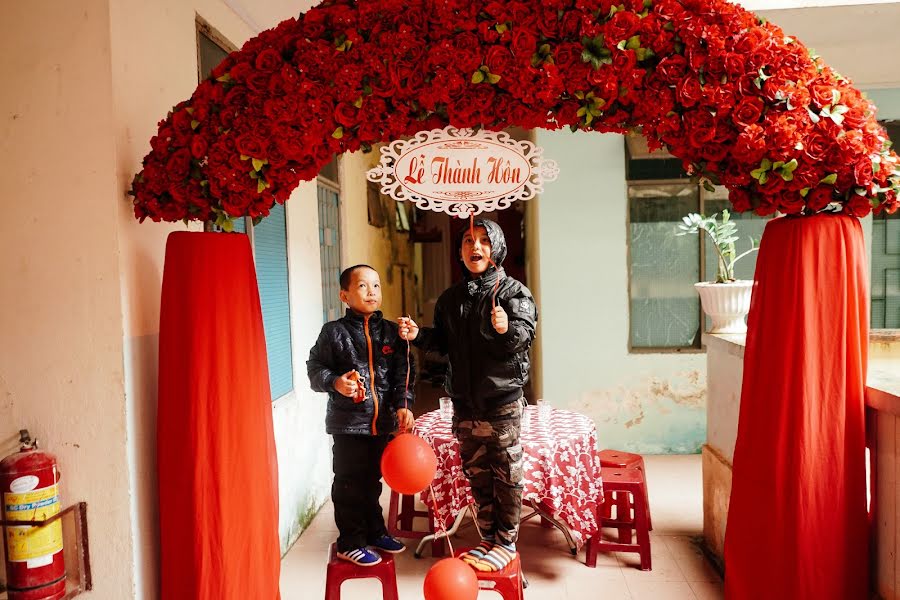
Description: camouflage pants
453,399,524,546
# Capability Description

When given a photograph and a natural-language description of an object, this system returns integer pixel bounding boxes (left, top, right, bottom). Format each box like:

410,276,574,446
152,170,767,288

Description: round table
414,405,604,549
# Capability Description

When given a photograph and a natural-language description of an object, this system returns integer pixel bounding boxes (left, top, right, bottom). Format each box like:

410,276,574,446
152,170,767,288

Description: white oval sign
9,475,39,493
367,127,559,217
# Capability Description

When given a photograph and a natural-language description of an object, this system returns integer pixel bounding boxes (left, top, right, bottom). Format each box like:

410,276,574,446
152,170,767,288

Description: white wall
534,131,707,454
0,1,134,596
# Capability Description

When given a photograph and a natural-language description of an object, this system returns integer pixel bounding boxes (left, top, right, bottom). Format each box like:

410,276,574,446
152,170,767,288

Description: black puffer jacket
307,310,415,436
414,219,538,415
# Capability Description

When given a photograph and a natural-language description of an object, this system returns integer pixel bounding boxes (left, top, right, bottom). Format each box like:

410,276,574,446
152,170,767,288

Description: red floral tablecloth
415,405,603,548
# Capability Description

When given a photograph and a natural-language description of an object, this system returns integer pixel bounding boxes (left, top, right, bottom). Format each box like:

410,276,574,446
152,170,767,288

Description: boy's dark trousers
332,433,390,552
454,399,524,546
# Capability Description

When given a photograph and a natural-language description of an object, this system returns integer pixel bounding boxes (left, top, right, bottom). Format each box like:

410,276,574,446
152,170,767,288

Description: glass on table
439,396,453,421
536,398,551,423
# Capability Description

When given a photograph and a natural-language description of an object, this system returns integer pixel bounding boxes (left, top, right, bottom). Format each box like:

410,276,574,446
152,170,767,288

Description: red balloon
381,432,438,495
423,558,478,600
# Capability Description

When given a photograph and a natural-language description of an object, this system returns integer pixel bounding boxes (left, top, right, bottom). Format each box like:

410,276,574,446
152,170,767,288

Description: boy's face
340,267,382,315
461,226,492,275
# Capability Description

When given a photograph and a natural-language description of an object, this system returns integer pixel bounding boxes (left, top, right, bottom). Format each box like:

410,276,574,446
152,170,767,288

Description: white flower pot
694,280,754,334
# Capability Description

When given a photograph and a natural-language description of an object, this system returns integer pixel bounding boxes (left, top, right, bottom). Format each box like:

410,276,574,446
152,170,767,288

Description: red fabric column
724,214,869,599
157,231,281,600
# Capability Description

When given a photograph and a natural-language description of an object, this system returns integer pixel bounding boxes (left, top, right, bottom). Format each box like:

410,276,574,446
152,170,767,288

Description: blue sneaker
336,546,382,566
369,534,406,554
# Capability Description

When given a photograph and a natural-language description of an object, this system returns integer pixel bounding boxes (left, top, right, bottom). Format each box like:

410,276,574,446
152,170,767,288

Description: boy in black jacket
399,219,538,572
308,264,415,566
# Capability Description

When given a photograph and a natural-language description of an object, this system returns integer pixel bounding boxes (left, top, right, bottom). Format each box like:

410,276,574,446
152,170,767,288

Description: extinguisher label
3,484,64,563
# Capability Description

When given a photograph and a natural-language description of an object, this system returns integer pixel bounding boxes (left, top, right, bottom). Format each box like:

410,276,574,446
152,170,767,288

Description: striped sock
473,542,516,572
461,538,494,566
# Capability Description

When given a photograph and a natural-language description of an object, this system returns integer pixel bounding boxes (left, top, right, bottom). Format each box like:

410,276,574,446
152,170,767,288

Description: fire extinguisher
1,430,66,600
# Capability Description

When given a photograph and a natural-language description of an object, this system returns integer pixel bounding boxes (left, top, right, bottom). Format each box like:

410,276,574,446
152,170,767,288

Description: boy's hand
491,306,509,334
335,370,362,399
396,408,414,432
397,317,419,341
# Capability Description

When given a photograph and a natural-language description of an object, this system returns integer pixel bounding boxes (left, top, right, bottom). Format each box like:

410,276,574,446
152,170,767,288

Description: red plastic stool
325,542,399,600
454,549,525,600
386,490,447,557
586,467,651,571
599,449,652,531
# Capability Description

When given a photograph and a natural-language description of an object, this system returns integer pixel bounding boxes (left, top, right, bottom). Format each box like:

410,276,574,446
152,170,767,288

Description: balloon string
428,483,455,557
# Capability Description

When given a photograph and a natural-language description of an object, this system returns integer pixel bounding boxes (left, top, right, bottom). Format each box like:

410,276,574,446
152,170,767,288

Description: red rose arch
131,0,898,223
141,1,894,600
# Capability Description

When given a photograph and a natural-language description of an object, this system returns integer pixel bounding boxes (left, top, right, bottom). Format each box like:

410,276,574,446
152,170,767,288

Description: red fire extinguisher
1,430,66,600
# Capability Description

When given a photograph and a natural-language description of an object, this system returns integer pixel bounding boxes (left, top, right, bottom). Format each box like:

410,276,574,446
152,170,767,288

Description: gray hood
456,218,508,279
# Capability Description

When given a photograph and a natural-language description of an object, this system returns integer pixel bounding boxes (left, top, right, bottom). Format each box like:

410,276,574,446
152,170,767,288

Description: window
196,17,234,81
196,19,293,400
627,141,769,350
318,157,343,323
872,122,900,330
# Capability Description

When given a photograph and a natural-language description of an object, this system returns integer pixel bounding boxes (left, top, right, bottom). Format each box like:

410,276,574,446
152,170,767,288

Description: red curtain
158,232,281,600
724,214,869,599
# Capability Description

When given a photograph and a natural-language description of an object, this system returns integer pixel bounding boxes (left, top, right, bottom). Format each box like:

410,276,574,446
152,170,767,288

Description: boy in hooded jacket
399,219,538,572
308,264,415,566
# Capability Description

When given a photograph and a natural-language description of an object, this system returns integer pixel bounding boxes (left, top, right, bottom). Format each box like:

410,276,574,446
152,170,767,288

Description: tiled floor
280,454,723,599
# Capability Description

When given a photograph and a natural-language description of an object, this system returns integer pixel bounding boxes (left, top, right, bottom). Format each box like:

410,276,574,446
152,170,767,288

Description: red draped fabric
158,232,281,600
724,214,869,599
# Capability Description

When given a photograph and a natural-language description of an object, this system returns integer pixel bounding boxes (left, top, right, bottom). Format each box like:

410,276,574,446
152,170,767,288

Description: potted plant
677,210,759,334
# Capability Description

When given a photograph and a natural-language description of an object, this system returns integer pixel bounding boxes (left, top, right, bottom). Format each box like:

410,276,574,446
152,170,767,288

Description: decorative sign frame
366,127,559,217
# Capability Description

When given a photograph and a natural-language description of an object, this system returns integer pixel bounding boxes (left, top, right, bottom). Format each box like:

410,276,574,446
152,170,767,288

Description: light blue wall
867,88,900,120
533,131,707,454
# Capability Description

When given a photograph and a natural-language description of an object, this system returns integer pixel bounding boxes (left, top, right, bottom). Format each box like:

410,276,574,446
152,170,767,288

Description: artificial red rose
165,148,192,180
255,48,282,73
656,55,688,84
559,11,583,38
759,173,786,196
809,84,835,109
754,197,778,217
486,46,515,76
606,10,640,43
334,102,361,127
236,133,266,158
807,186,834,212
536,7,560,38
654,0,685,20
703,87,736,117
837,129,866,157
779,192,806,215
729,188,753,213
190,135,208,160
229,61,254,82
844,194,872,217
732,125,766,164
853,160,874,188
732,96,764,128
554,42,583,71
724,53,748,81
511,29,537,59
684,110,716,147
246,71,270,93
612,49,637,76
677,76,703,108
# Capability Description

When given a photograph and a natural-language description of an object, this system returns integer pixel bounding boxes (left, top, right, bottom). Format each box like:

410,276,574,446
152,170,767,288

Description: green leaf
332,127,344,139
702,179,716,193
252,158,265,172
472,70,485,84
495,23,508,34
221,219,234,233
820,173,838,185
215,73,232,83
353,97,363,109
190,120,200,130
487,73,501,84
625,35,641,50
800,187,810,197
760,158,772,171
759,171,769,185
616,40,627,50
240,154,250,161
257,179,267,194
